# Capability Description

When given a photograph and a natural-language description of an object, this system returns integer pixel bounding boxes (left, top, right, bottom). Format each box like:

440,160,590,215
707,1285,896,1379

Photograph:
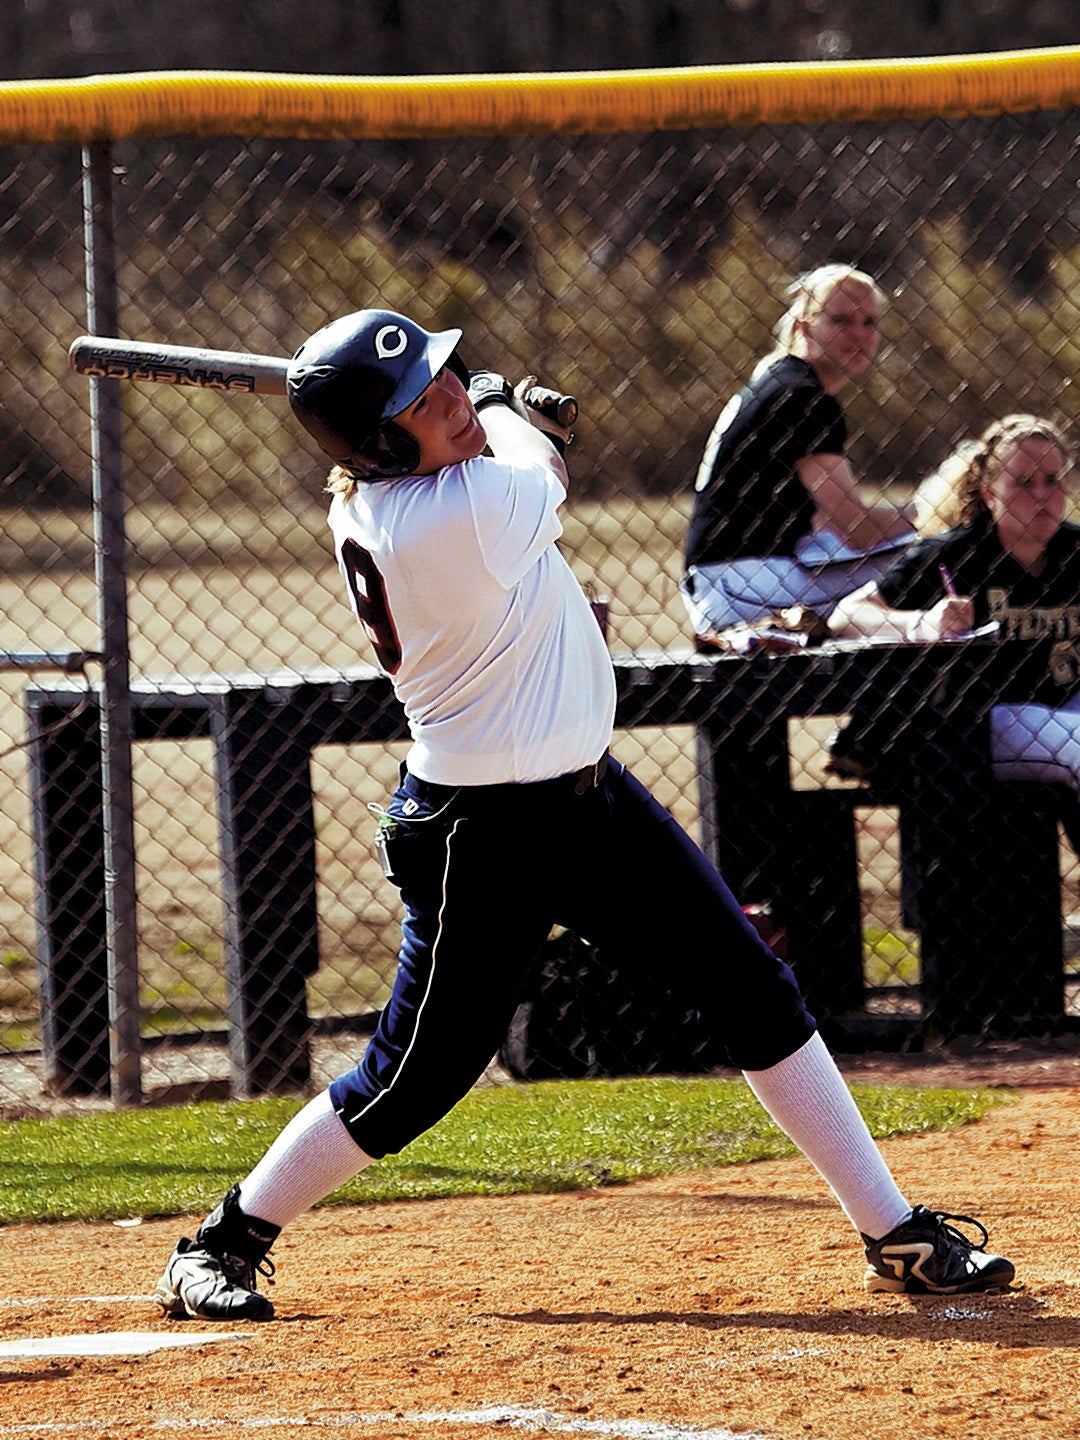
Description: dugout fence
1,48,1080,1107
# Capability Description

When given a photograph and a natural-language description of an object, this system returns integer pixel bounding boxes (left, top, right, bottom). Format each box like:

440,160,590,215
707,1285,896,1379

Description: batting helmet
286,309,469,479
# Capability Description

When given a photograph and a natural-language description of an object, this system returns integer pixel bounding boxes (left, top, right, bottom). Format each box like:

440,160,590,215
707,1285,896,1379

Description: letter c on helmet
375,325,408,361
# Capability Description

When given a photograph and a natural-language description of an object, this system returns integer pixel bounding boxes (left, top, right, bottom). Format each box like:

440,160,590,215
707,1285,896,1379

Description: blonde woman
683,263,916,640
828,415,1080,791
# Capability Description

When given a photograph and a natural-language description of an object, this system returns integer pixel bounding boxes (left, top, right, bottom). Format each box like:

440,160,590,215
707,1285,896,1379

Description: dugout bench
25,639,1069,1097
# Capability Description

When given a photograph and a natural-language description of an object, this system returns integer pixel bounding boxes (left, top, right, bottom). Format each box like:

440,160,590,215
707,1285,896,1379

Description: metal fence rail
1,55,1080,1106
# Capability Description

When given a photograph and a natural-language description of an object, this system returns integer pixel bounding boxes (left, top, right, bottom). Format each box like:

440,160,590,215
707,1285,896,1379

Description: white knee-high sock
237,1090,373,1230
742,1031,911,1240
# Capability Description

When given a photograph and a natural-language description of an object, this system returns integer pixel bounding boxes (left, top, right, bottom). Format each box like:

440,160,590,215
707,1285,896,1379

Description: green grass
0,1074,1013,1224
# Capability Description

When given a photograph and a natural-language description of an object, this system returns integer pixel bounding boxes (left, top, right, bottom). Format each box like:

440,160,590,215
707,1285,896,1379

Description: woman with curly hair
828,414,1080,792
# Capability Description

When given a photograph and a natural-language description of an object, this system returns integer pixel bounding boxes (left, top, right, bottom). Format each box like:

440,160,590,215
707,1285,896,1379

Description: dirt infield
1,1075,1077,1440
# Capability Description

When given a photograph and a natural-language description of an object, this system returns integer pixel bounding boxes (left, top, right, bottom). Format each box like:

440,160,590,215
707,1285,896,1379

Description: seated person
827,414,1080,795
682,262,915,645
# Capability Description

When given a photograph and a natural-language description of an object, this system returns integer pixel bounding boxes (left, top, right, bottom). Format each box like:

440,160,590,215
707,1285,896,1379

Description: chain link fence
2,69,1080,1108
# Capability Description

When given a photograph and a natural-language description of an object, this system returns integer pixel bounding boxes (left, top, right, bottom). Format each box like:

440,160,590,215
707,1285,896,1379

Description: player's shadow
486,1293,1078,1348
0,1367,75,1382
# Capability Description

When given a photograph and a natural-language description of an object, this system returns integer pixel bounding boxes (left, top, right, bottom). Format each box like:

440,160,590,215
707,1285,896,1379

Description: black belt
404,750,609,802
571,749,609,794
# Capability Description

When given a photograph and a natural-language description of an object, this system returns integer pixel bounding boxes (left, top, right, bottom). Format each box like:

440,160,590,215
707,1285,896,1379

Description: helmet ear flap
351,422,421,481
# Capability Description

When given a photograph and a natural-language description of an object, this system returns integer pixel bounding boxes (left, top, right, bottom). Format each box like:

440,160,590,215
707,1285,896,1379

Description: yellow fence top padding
2,47,1080,145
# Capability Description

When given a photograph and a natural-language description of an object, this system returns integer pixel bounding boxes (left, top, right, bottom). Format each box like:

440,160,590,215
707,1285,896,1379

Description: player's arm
828,580,974,641
482,404,569,484
468,372,572,489
797,453,916,551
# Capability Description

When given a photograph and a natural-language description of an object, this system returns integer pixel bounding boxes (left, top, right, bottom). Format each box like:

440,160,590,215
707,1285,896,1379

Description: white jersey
328,452,615,785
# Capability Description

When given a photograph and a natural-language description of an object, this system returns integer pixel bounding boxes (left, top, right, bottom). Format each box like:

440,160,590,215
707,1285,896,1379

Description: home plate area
0,1090,1077,1440
0,1328,253,1360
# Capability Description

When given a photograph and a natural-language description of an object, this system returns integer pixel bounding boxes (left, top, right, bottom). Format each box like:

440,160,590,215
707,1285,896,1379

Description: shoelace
928,1210,990,1253
222,1252,277,1291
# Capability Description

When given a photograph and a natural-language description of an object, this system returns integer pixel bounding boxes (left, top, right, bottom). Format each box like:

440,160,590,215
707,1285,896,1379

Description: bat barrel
68,336,289,395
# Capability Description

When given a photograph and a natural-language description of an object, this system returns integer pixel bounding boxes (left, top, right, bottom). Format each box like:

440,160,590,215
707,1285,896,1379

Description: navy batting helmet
286,310,469,479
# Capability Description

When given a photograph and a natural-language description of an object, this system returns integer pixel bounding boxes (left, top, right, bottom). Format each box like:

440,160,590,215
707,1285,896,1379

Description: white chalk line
0,1330,254,1358
0,1406,765,1439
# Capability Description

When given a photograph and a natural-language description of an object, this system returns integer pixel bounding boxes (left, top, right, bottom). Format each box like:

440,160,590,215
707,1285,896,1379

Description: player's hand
514,376,576,446
913,595,975,641
468,371,527,417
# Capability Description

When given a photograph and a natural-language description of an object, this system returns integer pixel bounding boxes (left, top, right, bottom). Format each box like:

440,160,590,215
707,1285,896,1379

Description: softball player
154,309,1013,1322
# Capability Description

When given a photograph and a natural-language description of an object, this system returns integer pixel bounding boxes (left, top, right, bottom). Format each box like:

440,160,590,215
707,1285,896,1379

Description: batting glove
468,371,520,412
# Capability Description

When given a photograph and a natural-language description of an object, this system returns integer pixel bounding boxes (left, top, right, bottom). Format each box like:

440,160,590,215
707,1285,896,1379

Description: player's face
981,437,1068,561
798,280,881,392
393,367,487,474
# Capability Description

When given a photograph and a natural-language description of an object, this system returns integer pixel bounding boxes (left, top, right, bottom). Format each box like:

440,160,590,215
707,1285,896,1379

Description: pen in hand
935,560,981,641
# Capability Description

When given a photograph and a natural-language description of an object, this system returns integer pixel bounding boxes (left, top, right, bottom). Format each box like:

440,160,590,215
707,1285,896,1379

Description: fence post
27,693,110,1094
210,688,316,1096
82,141,141,1106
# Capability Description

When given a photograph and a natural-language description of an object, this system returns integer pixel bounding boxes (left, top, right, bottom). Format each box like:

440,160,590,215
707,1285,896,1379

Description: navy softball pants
328,757,816,1158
